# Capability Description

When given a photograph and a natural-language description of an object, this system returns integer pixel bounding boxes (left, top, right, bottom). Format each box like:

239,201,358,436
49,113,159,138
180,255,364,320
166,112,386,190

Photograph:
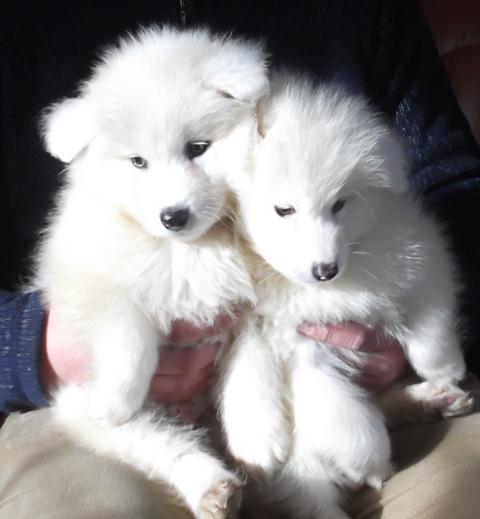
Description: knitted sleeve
0,290,49,412
365,0,480,201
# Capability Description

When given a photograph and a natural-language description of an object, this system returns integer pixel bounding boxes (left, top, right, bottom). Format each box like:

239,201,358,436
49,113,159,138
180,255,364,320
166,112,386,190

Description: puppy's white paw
381,381,474,425
169,449,243,519
365,461,394,490
200,477,242,519
227,425,289,478
423,383,474,418
343,459,393,490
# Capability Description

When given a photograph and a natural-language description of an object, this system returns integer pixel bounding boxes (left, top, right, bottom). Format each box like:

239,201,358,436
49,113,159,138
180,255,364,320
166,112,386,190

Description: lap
1,378,478,519
0,409,189,519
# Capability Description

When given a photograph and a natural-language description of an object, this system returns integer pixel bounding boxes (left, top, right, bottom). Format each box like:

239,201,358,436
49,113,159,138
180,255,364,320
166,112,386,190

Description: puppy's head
241,77,409,285
42,26,268,241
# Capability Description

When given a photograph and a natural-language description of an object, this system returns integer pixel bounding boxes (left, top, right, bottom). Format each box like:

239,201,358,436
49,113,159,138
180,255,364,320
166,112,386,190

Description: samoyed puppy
220,75,473,518
35,26,268,518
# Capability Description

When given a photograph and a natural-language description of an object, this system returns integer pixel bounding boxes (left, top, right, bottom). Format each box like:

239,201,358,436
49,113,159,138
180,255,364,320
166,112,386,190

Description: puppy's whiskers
359,266,380,284
198,206,222,222
257,269,282,289
351,249,382,262
222,206,239,226
351,189,375,222
343,241,360,252
199,200,240,235
353,249,397,280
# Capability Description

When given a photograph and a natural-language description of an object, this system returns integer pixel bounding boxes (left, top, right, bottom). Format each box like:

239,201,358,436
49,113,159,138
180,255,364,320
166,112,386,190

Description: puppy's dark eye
130,156,148,169
332,199,346,215
274,205,296,217
185,141,211,160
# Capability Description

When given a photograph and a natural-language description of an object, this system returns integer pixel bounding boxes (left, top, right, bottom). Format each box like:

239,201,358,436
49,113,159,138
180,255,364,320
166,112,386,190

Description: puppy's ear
376,132,410,195
42,98,95,163
204,39,269,103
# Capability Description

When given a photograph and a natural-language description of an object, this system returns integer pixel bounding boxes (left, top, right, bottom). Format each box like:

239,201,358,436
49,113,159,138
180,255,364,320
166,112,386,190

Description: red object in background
420,0,480,144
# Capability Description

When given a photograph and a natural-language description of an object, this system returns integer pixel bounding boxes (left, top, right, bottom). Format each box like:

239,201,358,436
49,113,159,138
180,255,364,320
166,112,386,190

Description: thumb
297,321,368,350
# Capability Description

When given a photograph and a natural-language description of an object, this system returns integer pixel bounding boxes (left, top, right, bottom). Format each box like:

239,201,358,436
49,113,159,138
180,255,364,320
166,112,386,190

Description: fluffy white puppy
220,76,473,518
35,26,267,518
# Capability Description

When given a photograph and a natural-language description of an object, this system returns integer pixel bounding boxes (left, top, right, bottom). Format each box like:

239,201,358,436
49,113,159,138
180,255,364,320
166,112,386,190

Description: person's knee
0,410,189,519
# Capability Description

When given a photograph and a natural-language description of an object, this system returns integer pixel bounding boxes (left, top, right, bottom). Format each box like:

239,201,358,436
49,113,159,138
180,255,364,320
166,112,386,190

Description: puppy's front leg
401,258,474,418
54,386,243,519
290,339,392,490
219,318,290,477
88,300,160,426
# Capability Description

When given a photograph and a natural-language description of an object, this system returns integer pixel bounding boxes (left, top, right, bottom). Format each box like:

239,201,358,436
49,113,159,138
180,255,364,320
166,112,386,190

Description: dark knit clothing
0,292,48,412
1,0,479,412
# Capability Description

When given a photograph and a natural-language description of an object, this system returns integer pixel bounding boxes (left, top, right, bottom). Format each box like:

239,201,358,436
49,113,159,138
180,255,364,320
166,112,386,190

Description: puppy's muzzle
312,262,338,282
160,207,190,231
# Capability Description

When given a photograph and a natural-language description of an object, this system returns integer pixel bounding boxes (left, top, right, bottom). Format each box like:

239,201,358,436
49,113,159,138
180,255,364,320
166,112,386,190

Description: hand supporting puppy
42,313,409,427
298,321,474,421
297,321,411,392
41,310,237,422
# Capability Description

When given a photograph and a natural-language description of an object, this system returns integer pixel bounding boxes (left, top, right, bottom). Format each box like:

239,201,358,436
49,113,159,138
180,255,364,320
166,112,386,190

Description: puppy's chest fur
255,255,411,332
39,203,254,335
131,225,255,330
256,279,399,365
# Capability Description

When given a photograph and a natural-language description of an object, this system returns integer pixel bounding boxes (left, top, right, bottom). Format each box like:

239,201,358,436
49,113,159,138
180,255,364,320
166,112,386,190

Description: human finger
297,321,368,350
156,342,219,376
356,348,411,393
148,362,213,404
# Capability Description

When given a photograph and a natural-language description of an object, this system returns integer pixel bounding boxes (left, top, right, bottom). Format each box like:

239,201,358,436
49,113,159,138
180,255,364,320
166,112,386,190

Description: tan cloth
0,410,189,519
1,380,479,519
347,405,480,518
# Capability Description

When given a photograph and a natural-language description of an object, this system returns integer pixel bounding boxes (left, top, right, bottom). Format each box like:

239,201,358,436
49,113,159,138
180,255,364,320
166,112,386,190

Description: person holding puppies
1,1,479,518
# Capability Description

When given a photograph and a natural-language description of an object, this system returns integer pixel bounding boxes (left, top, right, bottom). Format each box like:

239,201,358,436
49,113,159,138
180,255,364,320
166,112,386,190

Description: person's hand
41,310,238,409
297,321,410,393
150,316,236,404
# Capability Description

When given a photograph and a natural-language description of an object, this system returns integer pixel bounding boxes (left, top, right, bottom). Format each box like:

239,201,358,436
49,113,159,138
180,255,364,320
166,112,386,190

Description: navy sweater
1,0,479,412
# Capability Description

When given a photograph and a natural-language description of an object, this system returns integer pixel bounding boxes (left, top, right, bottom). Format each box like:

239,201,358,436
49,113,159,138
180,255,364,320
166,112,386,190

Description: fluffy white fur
220,76,473,518
35,26,268,518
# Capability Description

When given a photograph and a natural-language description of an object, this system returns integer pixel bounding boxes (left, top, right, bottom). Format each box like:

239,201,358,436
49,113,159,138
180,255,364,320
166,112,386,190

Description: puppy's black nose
312,262,338,282
160,207,190,231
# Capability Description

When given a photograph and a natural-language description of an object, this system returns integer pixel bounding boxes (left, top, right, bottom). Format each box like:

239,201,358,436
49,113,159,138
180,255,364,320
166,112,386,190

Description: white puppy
220,76,473,518
35,26,268,518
